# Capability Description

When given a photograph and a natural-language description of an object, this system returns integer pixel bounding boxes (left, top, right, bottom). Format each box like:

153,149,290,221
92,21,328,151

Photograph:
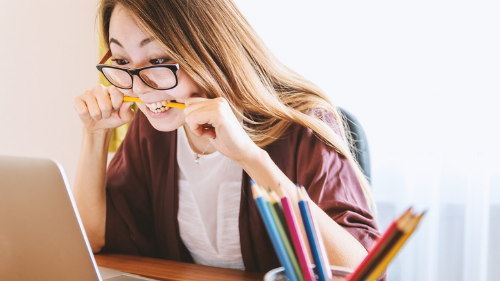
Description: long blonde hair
99,0,376,212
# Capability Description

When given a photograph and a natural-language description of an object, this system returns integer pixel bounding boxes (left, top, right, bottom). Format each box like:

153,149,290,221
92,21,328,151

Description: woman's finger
183,97,212,115
73,96,91,120
117,101,135,123
184,96,207,105
108,85,125,110
82,92,103,121
95,95,114,120
199,126,216,139
185,106,217,135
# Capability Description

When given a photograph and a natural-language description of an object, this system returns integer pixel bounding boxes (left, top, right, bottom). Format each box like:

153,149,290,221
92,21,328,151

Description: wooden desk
95,254,265,281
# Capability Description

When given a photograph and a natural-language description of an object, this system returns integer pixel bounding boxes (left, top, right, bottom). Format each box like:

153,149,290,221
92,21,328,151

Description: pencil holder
264,265,352,281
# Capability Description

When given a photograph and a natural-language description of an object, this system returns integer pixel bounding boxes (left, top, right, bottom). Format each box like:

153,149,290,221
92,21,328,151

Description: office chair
337,107,371,183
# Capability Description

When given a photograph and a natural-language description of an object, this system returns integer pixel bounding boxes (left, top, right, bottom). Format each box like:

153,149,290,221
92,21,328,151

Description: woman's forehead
109,5,145,40
109,5,162,52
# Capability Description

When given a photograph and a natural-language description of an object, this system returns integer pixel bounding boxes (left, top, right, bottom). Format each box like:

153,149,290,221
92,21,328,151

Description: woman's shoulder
307,107,343,137
276,108,343,146
265,119,338,160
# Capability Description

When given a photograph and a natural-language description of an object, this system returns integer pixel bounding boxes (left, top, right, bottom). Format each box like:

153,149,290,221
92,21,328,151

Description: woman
73,0,380,273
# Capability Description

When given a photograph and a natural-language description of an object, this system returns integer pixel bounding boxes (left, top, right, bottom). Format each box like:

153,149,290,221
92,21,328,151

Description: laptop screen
0,155,101,281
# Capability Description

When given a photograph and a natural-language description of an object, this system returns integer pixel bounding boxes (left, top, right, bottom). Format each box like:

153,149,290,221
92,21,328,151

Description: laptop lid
0,155,102,281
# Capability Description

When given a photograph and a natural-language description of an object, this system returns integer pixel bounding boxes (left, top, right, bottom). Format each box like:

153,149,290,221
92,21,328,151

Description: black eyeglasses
96,50,179,90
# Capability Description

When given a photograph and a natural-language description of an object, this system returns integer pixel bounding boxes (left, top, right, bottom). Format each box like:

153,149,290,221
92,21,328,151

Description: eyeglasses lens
102,68,132,88
139,68,176,89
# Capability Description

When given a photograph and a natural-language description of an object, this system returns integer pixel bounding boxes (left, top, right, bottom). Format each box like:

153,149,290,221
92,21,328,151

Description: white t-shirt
176,126,245,270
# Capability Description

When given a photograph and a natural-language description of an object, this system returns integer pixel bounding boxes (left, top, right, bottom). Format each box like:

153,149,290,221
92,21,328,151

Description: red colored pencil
345,208,414,281
279,192,316,281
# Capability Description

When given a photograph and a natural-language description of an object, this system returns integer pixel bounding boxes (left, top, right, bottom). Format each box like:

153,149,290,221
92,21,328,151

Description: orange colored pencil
123,96,186,109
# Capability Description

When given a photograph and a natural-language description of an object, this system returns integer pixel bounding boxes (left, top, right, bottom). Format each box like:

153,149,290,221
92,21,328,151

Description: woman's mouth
145,100,176,113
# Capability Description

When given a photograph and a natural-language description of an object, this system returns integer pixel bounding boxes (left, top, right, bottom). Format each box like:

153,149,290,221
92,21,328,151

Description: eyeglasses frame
96,50,180,90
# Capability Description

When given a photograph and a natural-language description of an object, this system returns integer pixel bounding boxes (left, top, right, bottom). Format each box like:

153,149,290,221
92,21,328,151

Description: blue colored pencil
298,187,331,281
301,187,332,281
251,182,299,281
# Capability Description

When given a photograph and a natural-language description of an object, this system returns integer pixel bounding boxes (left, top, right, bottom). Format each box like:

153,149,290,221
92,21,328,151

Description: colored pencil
346,208,425,281
265,188,304,281
298,187,331,281
251,183,298,281
268,190,294,248
365,211,425,281
123,96,186,109
301,187,332,281
345,208,414,281
278,188,316,281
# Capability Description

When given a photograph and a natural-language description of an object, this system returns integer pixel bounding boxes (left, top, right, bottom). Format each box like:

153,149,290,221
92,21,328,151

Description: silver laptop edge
54,160,104,281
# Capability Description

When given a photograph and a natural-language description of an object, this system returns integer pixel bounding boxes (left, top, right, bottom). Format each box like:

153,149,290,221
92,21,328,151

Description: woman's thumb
118,101,136,122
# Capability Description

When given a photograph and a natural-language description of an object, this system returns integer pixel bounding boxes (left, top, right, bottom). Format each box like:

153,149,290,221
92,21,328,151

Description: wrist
83,126,113,139
81,126,113,153
237,147,268,173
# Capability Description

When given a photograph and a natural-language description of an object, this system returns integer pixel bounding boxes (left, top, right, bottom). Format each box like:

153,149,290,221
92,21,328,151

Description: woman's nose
131,75,152,96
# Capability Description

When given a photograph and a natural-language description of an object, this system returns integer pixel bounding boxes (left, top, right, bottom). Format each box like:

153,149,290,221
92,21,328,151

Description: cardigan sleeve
294,123,380,251
101,113,157,256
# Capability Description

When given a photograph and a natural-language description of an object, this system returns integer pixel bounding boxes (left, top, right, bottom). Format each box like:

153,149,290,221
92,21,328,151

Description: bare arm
72,85,134,253
73,128,112,253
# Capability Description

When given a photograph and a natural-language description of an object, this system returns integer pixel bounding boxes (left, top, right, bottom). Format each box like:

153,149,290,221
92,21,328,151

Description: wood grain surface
95,254,265,281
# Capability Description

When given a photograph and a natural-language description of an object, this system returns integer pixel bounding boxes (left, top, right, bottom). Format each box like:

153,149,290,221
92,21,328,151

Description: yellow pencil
365,212,425,281
123,96,186,109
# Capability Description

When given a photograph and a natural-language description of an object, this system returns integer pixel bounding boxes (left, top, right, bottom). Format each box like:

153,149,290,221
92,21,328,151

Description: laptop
0,155,157,281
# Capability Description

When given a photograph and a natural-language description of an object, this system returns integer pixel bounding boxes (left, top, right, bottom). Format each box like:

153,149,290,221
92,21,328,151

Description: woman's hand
74,84,135,132
184,97,260,164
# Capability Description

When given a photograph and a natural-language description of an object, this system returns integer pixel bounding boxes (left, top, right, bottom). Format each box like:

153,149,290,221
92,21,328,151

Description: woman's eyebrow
139,38,152,47
109,37,152,48
109,38,123,48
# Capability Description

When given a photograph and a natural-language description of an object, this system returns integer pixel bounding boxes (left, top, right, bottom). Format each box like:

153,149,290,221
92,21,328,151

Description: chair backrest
337,107,371,183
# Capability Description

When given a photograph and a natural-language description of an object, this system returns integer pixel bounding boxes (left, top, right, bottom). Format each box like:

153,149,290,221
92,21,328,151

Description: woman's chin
139,107,183,132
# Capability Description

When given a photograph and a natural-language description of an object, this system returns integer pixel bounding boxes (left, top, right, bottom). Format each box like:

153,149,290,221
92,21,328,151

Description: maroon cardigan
102,110,380,273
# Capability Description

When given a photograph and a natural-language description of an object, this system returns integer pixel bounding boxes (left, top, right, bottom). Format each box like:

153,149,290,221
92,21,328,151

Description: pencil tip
297,186,305,201
250,183,262,199
275,184,286,198
300,186,311,200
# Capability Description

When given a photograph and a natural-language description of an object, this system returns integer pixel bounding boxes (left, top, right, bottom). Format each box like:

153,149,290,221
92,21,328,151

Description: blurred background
0,0,498,280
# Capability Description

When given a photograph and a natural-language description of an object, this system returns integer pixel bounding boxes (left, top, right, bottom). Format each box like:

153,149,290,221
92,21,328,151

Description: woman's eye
111,59,129,65
150,58,169,65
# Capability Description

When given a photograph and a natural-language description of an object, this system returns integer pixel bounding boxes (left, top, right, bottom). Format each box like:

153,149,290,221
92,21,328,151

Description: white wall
233,0,500,157
0,0,99,185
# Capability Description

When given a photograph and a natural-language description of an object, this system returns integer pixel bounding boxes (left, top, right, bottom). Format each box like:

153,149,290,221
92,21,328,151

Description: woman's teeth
146,100,172,113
